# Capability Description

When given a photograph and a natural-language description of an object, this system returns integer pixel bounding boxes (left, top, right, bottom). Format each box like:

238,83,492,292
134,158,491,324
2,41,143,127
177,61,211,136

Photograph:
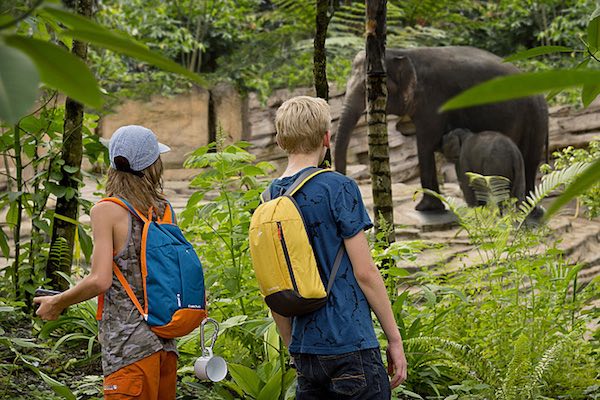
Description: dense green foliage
1,1,599,399
87,0,597,100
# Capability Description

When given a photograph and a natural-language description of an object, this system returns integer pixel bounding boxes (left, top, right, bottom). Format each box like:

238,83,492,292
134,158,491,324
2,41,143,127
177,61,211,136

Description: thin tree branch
0,0,44,30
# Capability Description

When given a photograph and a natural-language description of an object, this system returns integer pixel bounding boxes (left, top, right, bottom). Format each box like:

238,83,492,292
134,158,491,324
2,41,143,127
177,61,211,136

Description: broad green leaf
0,227,8,258
9,338,41,348
63,165,79,174
65,27,205,85
5,35,102,108
0,44,39,124
588,15,600,52
257,369,295,400
545,158,600,219
36,368,76,400
582,84,600,107
503,46,573,62
228,363,262,398
41,7,204,85
441,70,600,111
78,225,93,263
6,202,18,227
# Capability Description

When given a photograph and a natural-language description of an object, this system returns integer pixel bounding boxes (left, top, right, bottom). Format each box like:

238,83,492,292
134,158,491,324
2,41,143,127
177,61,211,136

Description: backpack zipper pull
177,293,182,308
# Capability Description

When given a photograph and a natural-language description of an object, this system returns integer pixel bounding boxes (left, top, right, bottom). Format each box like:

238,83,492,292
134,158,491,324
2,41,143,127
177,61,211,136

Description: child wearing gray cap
35,125,178,399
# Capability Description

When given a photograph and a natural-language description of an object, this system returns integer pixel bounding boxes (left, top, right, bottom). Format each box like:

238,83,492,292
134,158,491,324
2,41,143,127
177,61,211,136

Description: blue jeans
291,348,391,400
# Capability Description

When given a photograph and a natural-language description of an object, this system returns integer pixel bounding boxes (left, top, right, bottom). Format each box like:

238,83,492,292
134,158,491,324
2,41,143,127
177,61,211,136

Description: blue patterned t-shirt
268,168,379,355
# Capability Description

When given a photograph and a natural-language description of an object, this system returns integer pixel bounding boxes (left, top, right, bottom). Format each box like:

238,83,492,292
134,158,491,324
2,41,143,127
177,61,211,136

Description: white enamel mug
194,318,228,382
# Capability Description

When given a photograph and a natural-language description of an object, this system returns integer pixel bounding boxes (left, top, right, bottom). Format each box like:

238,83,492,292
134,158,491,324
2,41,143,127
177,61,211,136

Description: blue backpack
96,197,206,338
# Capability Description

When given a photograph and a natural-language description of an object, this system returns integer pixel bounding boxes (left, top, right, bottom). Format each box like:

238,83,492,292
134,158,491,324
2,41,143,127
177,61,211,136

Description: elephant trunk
334,89,365,174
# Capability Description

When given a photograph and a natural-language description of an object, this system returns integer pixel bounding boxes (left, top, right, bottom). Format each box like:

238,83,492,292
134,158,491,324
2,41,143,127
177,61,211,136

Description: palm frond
466,172,512,207
517,161,590,225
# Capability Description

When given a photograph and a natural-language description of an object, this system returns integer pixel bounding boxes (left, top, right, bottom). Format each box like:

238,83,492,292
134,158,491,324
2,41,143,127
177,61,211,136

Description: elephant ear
392,56,417,115
442,131,461,162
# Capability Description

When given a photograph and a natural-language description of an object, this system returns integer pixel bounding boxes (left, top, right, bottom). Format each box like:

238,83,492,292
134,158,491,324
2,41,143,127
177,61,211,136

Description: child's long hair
105,157,165,214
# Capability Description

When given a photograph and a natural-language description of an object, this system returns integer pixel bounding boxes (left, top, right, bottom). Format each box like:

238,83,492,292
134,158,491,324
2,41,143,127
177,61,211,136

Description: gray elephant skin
442,128,525,207
334,46,548,212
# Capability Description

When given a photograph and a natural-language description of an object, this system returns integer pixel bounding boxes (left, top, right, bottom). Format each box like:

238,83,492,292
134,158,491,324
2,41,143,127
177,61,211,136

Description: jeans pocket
318,351,367,396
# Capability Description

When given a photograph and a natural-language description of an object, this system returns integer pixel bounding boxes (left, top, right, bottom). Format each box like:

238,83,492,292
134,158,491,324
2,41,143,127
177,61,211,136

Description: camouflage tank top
98,202,178,376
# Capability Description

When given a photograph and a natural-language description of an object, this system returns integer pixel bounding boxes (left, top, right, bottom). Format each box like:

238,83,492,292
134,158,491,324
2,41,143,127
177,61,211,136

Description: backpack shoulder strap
99,197,149,223
161,200,175,224
326,245,346,295
284,167,332,197
260,186,272,203
259,167,333,203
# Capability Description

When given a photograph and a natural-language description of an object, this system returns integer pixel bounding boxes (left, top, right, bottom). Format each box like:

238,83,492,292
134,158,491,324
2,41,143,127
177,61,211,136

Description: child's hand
386,340,408,389
34,295,65,320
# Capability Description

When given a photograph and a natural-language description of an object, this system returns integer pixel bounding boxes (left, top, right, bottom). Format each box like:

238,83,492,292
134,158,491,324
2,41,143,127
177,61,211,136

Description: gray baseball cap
108,125,170,173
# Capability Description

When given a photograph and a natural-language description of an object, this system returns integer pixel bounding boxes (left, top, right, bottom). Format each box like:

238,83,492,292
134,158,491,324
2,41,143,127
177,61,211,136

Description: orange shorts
103,350,177,399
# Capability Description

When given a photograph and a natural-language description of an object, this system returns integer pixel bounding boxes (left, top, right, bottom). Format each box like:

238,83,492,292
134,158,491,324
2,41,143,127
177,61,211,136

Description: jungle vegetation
0,1,599,399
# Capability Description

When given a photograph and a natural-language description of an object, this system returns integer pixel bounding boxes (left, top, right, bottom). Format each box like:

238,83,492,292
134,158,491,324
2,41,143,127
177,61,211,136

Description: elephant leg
461,181,478,207
415,120,445,212
457,164,477,207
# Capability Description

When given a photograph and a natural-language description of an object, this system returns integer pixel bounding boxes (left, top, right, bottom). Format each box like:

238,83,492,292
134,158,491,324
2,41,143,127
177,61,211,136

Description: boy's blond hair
275,96,331,154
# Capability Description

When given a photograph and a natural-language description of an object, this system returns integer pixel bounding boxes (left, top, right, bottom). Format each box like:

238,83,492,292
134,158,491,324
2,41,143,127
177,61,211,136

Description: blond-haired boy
268,96,407,399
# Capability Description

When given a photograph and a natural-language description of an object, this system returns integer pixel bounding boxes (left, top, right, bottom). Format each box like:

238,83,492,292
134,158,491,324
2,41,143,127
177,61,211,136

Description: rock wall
98,83,600,180
100,84,248,168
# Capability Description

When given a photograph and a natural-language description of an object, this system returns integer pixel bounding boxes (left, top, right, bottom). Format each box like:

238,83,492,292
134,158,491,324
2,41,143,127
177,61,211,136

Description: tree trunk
365,0,394,246
47,0,93,290
314,0,330,100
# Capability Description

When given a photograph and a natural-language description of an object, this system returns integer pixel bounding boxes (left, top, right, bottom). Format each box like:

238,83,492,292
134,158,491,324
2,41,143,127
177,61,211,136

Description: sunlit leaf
441,70,600,111
4,35,102,108
228,363,262,398
0,44,39,124
0,227,9,258
503,46,573,62
78,225,93,263
41,7,205,85
582,83,600,107
588,15,600,52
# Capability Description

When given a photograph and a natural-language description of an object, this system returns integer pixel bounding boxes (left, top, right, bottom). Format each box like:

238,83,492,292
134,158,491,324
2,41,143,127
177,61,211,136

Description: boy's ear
323,131,331,147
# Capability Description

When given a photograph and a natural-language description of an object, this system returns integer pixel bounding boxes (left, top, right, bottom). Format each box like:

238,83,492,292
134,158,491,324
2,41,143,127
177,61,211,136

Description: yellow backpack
249,167,345,317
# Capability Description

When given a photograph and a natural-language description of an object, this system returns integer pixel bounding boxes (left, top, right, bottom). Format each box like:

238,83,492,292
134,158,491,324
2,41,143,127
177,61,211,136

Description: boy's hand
386,340,407,389
34,295,65,320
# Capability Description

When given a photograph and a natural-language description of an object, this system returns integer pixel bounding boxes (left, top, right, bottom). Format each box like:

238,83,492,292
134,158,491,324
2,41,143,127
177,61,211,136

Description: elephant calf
442,129,525,207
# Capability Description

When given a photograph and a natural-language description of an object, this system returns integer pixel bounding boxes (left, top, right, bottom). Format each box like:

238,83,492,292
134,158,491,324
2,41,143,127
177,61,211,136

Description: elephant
334,46,548,212
441,128,525,207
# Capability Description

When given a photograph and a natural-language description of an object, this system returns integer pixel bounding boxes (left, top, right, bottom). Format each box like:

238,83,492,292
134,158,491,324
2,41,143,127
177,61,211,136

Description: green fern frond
420,188,464,216
269,0,315,27
527,332,575,394
517,161,590,225
407,336,501,387
502,334,534,400
48,237,71,272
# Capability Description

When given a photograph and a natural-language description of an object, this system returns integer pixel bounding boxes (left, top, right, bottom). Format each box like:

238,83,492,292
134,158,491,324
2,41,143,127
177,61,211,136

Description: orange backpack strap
96,294,104,320
99,197,149,223
113,263,147,319
162,201,175,224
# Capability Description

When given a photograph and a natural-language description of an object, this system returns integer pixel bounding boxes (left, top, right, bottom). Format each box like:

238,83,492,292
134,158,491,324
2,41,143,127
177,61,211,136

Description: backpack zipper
277,221,299,292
